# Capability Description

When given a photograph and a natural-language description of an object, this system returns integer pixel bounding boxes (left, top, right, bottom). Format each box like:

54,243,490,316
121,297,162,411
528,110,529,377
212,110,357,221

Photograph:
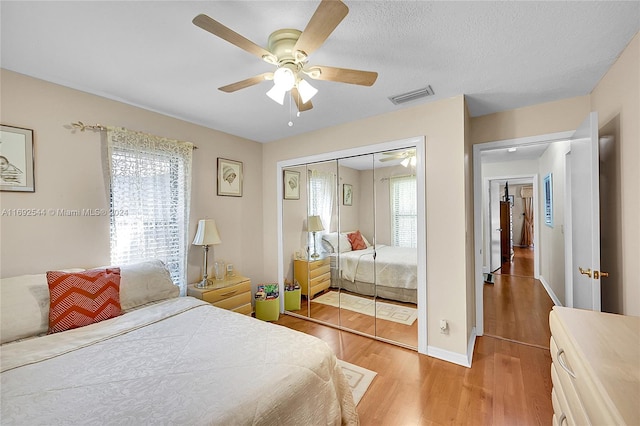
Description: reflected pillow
347,231,367,251
321,232,352,253
47,268,122,334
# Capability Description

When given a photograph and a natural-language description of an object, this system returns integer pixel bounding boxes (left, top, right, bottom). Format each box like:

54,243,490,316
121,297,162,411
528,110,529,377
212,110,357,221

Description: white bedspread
340,245,417,290
1,297,358,425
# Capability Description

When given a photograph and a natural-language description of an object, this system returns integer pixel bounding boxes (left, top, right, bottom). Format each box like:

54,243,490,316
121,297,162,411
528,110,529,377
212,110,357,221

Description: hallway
484,247,555,348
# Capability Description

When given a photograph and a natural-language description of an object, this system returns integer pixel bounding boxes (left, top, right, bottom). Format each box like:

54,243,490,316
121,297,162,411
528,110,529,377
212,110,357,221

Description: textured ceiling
1,1,638,143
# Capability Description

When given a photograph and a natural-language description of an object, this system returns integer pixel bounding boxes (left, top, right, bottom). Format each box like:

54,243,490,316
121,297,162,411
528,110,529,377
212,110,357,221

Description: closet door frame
276,136,427,354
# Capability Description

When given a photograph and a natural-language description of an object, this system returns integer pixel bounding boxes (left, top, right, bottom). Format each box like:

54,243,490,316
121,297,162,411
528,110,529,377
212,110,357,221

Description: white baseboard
538,275,562,306
427,328,476,368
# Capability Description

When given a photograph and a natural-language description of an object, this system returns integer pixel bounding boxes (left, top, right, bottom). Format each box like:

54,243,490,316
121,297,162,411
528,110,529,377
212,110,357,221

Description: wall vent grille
389,85,435,105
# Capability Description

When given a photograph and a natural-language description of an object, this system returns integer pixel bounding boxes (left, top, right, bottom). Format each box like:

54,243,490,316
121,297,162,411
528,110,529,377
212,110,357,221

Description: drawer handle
557,348,576,379
558,413,567,425
220,289,238,297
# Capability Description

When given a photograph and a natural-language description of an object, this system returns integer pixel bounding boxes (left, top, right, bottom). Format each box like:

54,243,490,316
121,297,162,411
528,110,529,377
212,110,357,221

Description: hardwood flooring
484,247,554,348
274,246,554,424
275,315,553,425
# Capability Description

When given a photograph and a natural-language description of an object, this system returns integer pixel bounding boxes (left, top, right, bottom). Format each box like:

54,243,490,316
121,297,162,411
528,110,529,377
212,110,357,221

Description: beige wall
0,70,265,286
538,141,570,304
591,33,639,316
263,96,472,356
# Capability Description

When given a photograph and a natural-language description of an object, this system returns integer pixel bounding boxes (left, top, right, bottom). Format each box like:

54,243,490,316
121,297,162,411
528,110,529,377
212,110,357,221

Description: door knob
594,271,609,279
578,267,592,278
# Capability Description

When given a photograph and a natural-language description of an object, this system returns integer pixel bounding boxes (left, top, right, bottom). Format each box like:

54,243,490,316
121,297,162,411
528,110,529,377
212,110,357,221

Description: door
569,112,602,311
490,181,502,272
500,201,511,263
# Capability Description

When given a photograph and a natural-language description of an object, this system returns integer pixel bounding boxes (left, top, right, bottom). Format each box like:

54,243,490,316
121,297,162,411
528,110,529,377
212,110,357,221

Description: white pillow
117,260,179,311
321,232,352,253
0,269,84,344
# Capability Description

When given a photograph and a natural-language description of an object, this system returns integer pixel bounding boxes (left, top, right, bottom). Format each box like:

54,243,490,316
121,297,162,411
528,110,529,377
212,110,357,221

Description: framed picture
217,158,243,197
343,183,353,206
0,125,35,192
543,173,553,227
283,169,300,200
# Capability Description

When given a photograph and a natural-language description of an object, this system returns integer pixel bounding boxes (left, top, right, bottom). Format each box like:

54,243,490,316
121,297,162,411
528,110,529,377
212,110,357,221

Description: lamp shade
192,219,222,246
307,215,325,232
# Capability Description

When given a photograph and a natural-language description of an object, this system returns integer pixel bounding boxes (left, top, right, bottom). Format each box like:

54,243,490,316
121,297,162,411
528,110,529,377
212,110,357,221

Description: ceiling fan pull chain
288,94,294,127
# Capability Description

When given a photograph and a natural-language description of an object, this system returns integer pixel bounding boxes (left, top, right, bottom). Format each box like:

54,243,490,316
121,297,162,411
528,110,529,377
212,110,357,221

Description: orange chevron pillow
47,268,122,334
347,230,367,251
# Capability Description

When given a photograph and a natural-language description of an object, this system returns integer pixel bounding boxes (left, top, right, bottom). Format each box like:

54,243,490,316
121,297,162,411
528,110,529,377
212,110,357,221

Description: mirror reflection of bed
281,147,419,349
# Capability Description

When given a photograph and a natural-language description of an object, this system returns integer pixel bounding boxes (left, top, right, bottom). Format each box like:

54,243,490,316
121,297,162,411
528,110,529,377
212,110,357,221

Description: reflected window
390,176,417,248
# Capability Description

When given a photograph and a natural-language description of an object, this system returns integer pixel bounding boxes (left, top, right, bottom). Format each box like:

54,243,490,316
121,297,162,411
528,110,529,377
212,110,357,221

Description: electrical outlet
439,319,448,334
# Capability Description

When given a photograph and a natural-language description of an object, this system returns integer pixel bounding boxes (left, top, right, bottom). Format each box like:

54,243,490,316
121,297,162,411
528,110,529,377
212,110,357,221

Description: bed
0,260,358,425
321,232,417,304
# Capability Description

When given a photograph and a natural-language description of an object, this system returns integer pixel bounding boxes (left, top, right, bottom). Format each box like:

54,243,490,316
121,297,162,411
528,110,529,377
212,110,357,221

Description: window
390,175,417,248
308,169,335,250
107,128,193,292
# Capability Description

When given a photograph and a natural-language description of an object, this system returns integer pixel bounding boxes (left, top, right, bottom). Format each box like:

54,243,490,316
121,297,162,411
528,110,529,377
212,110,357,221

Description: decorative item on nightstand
307,215,324,259
192,219,222,288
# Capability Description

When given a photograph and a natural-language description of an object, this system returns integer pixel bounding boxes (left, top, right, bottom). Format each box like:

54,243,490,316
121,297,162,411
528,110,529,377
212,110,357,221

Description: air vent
389,85,435,105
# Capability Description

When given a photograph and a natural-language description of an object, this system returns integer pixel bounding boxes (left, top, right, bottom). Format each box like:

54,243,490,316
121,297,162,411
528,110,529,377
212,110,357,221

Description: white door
569,112,601,311
490,180,502,272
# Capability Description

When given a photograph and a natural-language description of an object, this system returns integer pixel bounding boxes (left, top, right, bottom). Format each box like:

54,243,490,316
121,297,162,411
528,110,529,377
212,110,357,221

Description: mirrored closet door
281,144,420,349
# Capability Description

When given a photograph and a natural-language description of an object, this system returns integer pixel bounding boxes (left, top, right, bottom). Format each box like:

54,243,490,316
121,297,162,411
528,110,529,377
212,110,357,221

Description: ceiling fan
380,149,416,167
193,0,378,112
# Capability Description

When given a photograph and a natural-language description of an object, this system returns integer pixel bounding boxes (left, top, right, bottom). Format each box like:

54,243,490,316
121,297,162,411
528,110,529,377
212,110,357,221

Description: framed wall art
217,158,243,197
343,184,353,206
283,169,300,200
0,125,35,192
543,173,553,227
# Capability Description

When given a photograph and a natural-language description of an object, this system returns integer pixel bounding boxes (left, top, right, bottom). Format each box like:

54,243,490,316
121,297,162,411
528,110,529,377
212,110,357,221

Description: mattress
337,245,417,290
1,297,358,425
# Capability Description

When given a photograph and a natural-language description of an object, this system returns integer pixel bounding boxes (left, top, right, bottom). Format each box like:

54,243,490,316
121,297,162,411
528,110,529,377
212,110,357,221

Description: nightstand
294,256,331,299
187,274,252,315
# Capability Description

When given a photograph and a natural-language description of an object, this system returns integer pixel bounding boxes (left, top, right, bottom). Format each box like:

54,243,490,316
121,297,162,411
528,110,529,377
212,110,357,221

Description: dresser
187,274,252,315
294,256,331,298
549,306,640,425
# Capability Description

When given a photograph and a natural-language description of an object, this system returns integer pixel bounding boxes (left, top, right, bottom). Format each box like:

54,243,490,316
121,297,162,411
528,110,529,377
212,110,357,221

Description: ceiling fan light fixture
266,85,287,105
273,67,296,91
297,79,318,104
401,157,411,168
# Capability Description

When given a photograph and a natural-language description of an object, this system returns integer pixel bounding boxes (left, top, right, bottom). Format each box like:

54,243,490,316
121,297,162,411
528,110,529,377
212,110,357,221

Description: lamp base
196,278,213,289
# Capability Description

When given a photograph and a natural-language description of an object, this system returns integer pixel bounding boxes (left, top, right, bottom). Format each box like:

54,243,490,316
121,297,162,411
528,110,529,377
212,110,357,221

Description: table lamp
192,219,222,288
307,215,324,259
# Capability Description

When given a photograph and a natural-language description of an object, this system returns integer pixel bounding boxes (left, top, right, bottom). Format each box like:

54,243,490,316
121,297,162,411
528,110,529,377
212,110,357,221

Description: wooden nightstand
294,256,331,299
187,274,252,315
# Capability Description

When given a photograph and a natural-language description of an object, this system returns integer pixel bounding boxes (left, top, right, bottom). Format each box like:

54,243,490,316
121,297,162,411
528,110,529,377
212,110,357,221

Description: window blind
390,175,417,248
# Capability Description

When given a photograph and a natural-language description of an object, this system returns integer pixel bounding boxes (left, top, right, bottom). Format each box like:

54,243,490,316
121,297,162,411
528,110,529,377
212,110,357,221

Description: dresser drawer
309,262,330,279
212,291,252,311
201,280,251,304
551,361,586,425
551,388,572,426
550,338,589,425
232,303,253,315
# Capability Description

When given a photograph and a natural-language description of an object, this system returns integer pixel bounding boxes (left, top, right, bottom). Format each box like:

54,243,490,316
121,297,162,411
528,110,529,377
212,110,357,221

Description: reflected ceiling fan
193,0,378,112
380,149,416,167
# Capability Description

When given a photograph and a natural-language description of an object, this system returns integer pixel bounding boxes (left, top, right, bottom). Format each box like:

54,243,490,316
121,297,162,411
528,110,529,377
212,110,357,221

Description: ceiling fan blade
307,65,378,86
378,157,400,162
291,88,313,112
219,73,273,93
293,0,348,57
193,14,273,60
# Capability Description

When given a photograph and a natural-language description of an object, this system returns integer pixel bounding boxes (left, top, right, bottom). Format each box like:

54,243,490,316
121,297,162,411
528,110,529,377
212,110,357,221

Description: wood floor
275,315,553,425
275,246,555,425
484,247,555,348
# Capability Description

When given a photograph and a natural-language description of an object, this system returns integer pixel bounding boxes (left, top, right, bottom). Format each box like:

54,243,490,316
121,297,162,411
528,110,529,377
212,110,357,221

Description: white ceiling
1,1,638,144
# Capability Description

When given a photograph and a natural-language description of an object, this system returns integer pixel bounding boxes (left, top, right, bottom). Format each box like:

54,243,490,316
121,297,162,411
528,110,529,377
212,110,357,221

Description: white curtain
107,127,193,293
308,169,336,248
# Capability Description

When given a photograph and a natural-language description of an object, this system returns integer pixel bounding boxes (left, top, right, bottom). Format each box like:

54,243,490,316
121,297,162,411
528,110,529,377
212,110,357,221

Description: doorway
473,129,576,343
